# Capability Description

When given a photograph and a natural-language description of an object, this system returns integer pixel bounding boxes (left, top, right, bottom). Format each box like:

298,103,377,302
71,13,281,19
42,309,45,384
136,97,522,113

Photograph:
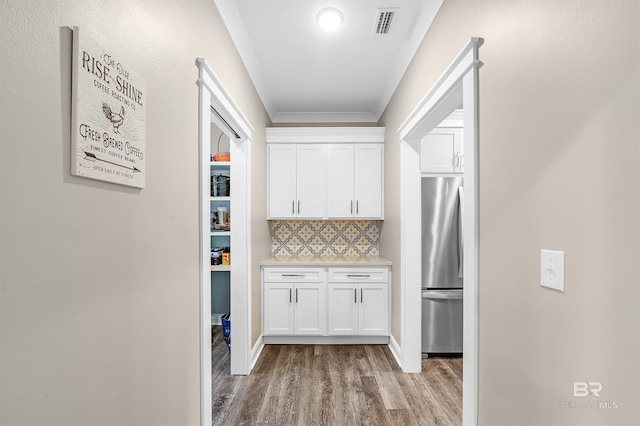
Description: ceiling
214,0,445,123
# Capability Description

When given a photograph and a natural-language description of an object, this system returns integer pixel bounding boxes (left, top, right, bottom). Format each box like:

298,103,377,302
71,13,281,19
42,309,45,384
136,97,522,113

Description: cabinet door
296,145,324,218
354,144,383,218
268,145,296,218
294,283,327,335
263,282,294,335
420,128,463,173
327,145,355,218
358,283,389,335
328,283,359,335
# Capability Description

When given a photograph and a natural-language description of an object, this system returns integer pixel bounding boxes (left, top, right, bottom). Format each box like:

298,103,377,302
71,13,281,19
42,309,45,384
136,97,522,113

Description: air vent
374,8,397,35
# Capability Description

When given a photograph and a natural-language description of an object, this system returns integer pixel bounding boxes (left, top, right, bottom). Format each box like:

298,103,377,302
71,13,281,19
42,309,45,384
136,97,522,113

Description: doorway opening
197,58,253,426
398,38,482,426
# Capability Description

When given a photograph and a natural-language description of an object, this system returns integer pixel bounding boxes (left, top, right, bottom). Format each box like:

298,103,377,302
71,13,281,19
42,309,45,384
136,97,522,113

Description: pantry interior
209,124,231,329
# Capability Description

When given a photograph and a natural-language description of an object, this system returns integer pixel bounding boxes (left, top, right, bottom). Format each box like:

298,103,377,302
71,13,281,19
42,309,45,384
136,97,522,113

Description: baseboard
262,335,390,345
388,334,403,370
250,335,265,371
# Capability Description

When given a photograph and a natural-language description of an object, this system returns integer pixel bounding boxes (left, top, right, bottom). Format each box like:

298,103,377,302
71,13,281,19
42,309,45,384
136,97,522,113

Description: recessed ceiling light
317,8,343,31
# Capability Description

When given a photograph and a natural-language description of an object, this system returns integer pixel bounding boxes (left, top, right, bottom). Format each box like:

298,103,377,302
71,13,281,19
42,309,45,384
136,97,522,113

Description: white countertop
260,255,392,267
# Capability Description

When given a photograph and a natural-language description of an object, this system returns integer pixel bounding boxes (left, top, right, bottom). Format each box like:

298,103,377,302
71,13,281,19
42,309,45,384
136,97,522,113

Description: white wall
0,0,269,424
380,0,639,425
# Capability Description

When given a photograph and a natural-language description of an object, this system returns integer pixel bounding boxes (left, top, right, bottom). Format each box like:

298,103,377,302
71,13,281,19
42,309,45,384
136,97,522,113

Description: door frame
397,37,483,426
196,58,253,426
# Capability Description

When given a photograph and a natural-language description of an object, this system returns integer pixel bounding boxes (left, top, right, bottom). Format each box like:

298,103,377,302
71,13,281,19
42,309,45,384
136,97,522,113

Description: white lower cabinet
328,270,389,336
262,266,390,339
262,269,327,336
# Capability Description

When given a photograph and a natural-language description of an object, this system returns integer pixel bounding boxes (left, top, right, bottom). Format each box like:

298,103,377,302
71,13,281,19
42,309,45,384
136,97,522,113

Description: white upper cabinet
267,127,385,220
295,145,324,218
421,127,463,174
327,144,383,218
268,145,296,218
327,145,355,217
267,144,324,219
354,144,383,218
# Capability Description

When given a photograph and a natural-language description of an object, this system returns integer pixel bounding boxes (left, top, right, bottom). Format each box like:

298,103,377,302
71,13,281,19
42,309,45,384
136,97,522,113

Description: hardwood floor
212,326,462,426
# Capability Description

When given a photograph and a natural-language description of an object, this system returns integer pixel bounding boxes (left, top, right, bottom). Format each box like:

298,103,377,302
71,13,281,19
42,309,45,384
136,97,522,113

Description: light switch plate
541,249,564,292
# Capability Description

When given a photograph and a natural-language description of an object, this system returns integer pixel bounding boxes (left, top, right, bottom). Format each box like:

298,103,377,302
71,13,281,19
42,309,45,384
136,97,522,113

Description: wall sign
71,27,146,188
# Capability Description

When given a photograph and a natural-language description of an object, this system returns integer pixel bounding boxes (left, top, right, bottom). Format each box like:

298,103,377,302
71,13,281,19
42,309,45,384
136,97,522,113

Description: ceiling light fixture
317,8,343,31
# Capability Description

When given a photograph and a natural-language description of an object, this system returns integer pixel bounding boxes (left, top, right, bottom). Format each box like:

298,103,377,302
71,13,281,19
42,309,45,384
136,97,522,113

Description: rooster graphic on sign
102,103,125,134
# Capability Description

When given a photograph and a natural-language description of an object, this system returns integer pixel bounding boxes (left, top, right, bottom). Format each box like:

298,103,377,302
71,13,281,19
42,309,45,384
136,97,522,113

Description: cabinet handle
282,274,304,278
356,200,359,214
347,274,371,279
298,200,300,214
292,200,295,214
454,152,461,168
361,288,363,303
354,288,357,303
296,288,298,303
289,288,292,303
351,200,353,214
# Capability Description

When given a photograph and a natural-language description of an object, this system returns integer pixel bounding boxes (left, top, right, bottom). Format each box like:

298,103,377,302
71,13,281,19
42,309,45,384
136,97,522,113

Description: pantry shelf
211,265,231,272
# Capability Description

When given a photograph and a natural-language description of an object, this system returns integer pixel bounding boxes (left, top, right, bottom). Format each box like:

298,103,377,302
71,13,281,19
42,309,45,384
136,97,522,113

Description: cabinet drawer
263,268,325,283
328,268,388,283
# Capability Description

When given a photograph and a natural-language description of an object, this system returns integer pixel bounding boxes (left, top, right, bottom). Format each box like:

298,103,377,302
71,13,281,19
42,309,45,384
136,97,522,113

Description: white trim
196,58,254,139
250,336,265,370
388,334,402,368
229,139,250,375
196,82,212,426
197,58,254,426
397,38,483,426
370,0,445,120
272,111,378,123
212,1,277,120
437,109,464,128
461,65,480,426
400,138,423,373
398,38,482,140
266,127,385,144
263,336,390,345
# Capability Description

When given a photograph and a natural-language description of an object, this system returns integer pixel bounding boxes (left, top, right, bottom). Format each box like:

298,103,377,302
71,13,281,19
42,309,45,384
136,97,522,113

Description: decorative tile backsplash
269,220,381,257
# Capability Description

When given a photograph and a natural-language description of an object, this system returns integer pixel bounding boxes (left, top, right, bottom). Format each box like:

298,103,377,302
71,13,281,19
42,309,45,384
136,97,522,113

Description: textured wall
380,0,640,425
0,0,269,424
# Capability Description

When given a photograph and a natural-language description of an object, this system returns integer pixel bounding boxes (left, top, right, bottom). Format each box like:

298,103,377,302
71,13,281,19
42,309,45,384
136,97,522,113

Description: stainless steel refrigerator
421,176,464,356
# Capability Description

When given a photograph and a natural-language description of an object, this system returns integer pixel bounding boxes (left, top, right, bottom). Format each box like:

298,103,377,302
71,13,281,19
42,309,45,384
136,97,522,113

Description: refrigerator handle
458,186,464,279
422,290,464,300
